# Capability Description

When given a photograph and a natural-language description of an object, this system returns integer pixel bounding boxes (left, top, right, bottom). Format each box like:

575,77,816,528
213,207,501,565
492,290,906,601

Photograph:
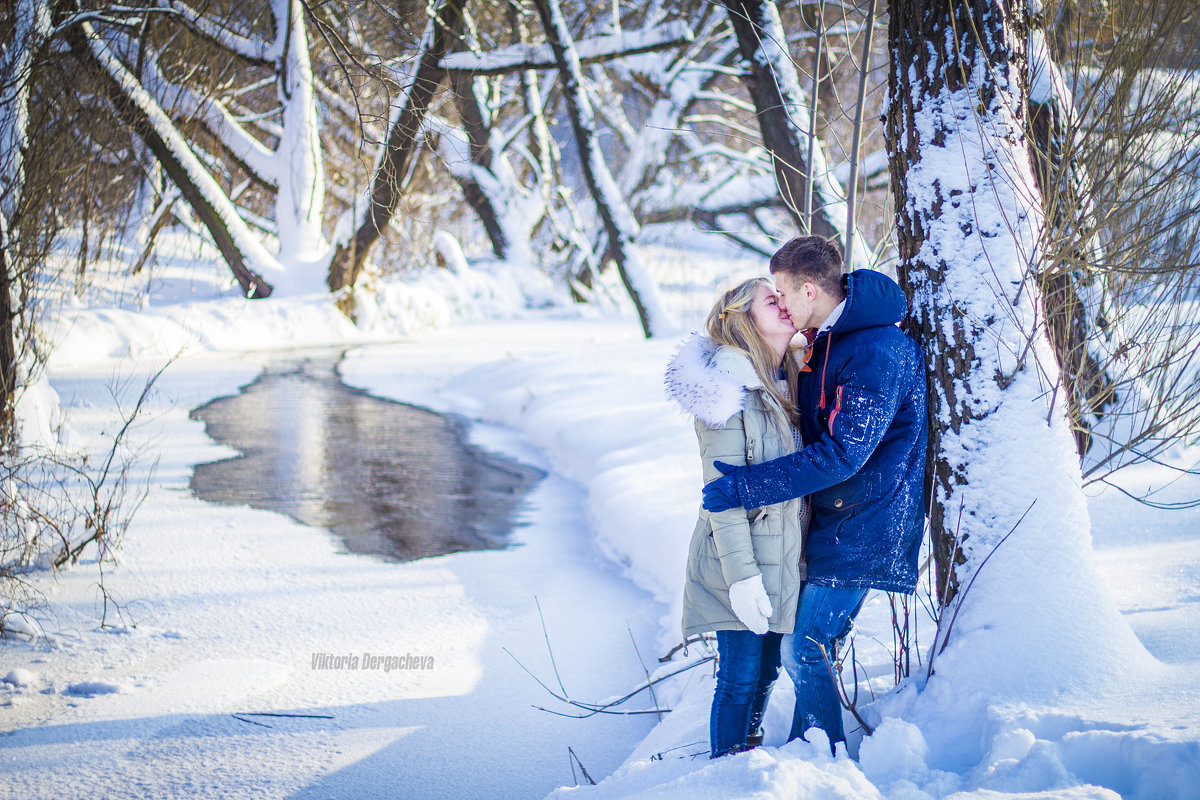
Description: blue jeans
782,584,869,752
711,630,783,757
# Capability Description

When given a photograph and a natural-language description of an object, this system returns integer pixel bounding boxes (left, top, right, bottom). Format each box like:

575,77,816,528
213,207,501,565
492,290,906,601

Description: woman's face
749,282,797,345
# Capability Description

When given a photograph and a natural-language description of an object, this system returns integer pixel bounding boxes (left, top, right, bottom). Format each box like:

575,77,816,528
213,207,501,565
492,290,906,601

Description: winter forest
3,0,1200,798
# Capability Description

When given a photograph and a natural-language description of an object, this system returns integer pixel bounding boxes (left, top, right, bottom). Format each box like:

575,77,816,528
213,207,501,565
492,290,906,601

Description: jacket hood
664,333,763,426
829,269,907,336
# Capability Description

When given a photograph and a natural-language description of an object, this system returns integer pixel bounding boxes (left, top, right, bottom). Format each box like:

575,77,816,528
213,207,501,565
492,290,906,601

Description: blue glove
702,460,744,512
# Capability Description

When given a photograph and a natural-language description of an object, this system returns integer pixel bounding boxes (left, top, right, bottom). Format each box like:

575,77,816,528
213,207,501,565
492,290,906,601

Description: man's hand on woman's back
702,460,743,512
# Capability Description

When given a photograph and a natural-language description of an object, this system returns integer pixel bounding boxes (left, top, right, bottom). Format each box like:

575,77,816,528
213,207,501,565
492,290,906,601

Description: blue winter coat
731,269,928,593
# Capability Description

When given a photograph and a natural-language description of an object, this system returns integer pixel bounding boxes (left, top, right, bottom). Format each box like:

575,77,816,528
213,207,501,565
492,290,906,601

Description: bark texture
887,0,1033,602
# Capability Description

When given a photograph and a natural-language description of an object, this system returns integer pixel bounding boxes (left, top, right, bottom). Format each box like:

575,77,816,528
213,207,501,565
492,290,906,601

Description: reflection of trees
190,360,539,561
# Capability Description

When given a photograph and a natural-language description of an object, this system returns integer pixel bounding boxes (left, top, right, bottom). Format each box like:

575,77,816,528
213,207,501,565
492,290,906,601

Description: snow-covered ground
2,329,674,798
3,243,1199,799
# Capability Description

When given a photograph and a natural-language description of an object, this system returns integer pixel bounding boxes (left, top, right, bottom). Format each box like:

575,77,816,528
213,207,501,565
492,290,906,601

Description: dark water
189,351,543,562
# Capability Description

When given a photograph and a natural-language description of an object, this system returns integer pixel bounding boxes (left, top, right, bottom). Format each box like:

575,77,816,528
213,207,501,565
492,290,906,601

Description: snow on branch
532,0,675,338
439,19,694,76
71,21,281,297
150,0,276,66
135,46,279,186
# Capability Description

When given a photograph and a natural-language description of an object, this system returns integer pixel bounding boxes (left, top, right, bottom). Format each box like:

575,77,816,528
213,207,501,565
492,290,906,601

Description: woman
664,277,809,758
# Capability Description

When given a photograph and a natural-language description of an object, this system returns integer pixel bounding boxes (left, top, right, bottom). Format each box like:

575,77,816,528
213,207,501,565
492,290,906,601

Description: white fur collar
663,333,763,426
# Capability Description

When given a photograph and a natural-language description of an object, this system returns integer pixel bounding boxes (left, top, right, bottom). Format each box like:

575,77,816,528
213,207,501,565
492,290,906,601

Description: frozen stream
189,351,542,562
2,328,663,800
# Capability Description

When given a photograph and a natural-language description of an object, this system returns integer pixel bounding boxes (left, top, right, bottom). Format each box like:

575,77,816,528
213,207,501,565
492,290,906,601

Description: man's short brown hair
769,235,845,299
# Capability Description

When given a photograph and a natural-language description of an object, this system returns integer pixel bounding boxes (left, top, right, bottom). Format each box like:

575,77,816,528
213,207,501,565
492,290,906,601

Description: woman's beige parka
664,334,809,639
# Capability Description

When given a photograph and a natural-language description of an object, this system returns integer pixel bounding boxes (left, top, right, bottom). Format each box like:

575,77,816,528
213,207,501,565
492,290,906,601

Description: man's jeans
783,583,869,752
711,630,782,757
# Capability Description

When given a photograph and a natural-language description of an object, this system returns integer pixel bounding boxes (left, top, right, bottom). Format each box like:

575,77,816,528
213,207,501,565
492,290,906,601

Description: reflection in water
189,352,543,562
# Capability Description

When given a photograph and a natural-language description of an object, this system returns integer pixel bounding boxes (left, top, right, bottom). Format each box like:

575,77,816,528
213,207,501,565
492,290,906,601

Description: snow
439,20,694,75
82,21,287,291
3,230,1200,800
4,668,39,688
272,0,329,277
4,323,661,799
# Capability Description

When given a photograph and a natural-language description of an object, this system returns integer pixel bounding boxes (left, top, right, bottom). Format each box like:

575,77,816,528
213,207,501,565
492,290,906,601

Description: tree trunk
0,234,16,449
886,0,1059,603
449,72,509,259
1025,5,1115,457
70,24,275,298
531,0,673,338
885,0,1146,708
273,0,327,268
723,0,838,239
0,0,51,448
327,0,465,293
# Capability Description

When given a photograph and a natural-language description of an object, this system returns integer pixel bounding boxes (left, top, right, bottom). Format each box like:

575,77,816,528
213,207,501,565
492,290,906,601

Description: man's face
773,272,816,330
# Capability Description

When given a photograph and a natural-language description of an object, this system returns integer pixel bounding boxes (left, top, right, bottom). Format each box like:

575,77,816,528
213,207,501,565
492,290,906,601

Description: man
702,235,928,753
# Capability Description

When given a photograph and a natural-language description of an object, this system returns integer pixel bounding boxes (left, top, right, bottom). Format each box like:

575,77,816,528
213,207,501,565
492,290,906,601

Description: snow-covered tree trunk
447,72,511,259
885,0,1146,713
1024,2,1115,457
69,22,279,298
724,0,870,267
0,0,51,447
272,0,327,273
531,0,674,339
327,0,465,294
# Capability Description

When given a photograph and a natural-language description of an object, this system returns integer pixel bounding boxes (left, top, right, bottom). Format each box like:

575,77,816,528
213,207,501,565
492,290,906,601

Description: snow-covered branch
69,21,281,297
439,19,694,76
150,0,276,66
327,0,465,295
532,0,674,338
136,47,279,186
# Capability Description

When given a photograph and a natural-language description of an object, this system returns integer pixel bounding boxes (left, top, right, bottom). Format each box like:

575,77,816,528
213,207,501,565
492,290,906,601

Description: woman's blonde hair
705,277,803,435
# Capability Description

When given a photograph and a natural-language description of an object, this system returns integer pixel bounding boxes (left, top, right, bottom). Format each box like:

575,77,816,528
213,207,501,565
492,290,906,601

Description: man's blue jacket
730,269,928,593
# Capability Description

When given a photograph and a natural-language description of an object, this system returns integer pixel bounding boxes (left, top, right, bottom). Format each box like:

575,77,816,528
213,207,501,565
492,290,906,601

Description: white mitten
728,574,773,635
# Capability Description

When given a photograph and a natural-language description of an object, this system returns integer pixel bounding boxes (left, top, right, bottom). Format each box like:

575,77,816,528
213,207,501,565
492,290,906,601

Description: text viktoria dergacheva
311,652,435,671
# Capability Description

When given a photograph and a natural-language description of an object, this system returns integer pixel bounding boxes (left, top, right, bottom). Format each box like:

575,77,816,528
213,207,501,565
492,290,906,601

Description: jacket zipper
828,385,844,434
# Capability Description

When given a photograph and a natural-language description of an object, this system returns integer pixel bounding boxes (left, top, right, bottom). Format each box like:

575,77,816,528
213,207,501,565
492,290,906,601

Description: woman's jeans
783,583,869,752
711,630,782,757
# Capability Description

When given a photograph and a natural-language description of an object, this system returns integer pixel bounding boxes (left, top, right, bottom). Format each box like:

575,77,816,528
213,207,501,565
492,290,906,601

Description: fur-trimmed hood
664,333,764,427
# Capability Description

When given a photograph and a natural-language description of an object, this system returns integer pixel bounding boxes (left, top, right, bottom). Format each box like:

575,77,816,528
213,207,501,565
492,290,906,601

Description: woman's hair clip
719,311,729,320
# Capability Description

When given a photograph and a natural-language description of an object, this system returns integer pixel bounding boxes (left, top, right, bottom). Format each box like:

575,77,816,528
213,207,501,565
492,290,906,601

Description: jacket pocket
811,474,877,513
